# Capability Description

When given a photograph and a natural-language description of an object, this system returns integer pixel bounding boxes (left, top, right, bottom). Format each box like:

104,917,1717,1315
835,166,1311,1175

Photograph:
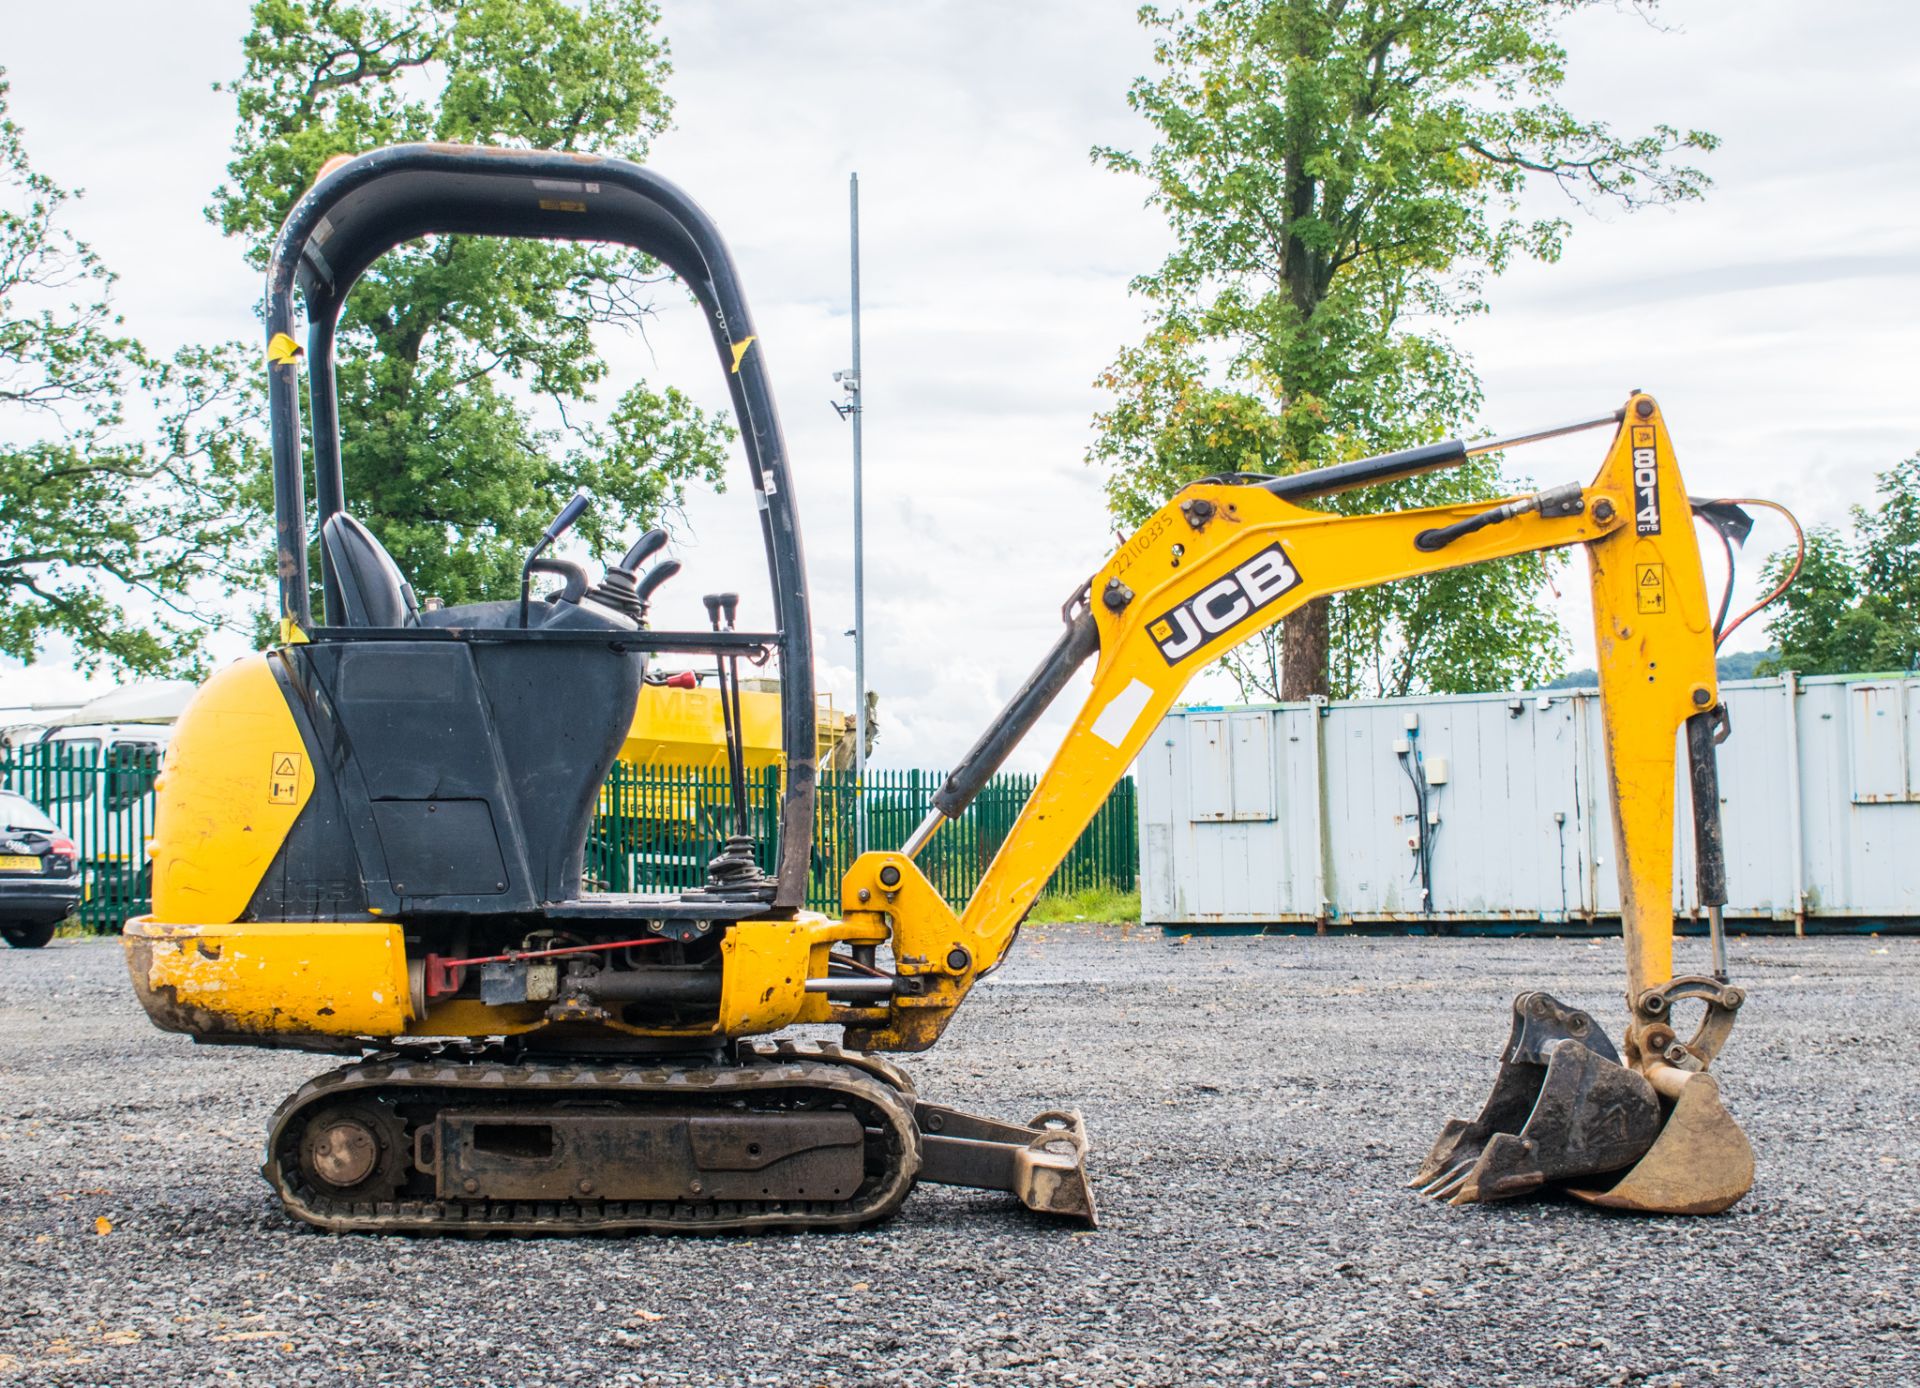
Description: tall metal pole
849,172,867,854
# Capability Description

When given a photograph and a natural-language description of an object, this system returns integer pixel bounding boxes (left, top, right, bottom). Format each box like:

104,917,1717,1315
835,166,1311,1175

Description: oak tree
0,73,253,676
1095,0,1716,698
211,0,732,610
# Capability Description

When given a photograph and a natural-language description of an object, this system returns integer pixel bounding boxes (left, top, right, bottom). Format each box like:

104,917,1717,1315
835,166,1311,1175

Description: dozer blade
1568,1069,1754,1215
913,1103,1097,1225
1413,991,1663,1205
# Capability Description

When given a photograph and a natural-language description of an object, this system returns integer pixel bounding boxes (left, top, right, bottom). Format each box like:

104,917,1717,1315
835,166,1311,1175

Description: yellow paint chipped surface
126,919,413,1036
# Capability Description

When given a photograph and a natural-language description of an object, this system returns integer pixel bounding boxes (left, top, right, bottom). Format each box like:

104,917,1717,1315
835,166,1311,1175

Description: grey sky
3,1,1916,770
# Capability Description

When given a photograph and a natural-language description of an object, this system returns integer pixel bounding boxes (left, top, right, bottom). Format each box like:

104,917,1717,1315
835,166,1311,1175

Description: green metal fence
0,743,161,930
0,744,1139,931
591,765,1139,914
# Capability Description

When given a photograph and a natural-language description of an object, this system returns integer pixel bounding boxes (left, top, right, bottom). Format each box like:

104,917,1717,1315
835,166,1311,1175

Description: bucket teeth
1416,1161,1474,1203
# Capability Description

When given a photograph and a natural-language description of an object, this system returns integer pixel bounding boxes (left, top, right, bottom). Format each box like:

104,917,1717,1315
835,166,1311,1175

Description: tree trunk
1280,597,1330,700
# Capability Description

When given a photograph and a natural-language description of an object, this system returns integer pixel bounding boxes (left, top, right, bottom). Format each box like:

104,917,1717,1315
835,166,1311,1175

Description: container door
1227,712,1276,821
1187,715,1232,821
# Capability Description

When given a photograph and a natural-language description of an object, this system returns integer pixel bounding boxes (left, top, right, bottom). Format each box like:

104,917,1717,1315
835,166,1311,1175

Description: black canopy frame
262,143,817,906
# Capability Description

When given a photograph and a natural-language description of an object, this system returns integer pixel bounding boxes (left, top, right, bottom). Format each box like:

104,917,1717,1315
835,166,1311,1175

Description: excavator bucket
1413,991,1754,1213
1568,1070,1754,1215
1412,992,1661,1204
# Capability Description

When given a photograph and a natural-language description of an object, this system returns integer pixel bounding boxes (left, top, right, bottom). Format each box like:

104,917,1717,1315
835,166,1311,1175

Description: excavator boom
840,392,1755,1214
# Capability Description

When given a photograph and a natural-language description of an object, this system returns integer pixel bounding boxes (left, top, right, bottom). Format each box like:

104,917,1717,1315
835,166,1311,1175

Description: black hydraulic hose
1414,483,1585,553
1686,710,1731,980
1415,501,1521,552
1398,746,1438,922
1263,439,1468,502
1424,794,1440,900
1710,525,1736,639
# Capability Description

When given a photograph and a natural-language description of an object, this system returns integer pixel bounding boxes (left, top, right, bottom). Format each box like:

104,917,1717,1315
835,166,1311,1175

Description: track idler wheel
289,1098,408,1204
1413,985,1753,1215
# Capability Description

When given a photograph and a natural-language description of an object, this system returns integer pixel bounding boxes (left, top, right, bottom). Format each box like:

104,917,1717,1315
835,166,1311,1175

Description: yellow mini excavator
125,145,1764,1232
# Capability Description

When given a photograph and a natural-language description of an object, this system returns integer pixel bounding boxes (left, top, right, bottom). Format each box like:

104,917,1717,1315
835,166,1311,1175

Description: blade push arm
840,394,1720,1052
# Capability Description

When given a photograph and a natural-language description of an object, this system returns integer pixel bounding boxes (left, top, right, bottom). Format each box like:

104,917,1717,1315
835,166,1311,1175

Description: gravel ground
0,925,1914,1387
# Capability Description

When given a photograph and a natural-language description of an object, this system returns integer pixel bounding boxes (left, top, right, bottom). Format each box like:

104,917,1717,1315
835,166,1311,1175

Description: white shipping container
1139,674,1920,931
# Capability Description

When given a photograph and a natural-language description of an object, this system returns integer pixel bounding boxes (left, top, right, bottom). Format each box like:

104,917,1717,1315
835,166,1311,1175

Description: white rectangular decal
1090,678,1155,748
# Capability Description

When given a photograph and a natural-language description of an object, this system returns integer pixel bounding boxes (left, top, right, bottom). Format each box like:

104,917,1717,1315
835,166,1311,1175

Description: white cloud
3,0,1915,771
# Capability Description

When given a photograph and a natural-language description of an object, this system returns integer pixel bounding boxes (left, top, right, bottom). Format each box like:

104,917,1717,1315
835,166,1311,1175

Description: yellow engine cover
124,919,414,1038
147,654,312,927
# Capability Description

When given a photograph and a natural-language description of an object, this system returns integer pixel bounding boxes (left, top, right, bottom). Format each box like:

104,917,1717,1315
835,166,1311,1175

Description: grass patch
1026,885,1140,925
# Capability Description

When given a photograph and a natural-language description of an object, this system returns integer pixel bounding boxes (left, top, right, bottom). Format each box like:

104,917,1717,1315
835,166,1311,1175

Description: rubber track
264,1050,921,1235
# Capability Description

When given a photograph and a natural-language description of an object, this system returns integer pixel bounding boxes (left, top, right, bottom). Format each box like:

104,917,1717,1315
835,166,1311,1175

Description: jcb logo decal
1146,543,1304,663
1632,425,1661,535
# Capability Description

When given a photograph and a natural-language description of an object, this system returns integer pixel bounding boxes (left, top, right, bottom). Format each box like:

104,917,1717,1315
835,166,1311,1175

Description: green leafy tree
0,73,253,676
212,0,732,610
1094,0,1716,699
1759,456,1920,675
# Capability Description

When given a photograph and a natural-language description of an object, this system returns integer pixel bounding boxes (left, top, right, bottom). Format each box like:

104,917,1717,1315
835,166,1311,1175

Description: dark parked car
0,790,81,948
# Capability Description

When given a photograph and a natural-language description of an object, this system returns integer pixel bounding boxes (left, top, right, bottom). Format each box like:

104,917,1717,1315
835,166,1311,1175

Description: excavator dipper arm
836,393,1755,1214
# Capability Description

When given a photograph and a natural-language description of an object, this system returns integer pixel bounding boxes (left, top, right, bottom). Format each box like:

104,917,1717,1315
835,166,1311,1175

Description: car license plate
0,854,39,872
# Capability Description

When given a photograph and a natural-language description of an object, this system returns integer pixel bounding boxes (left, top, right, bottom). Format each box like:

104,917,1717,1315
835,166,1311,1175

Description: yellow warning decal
1636,562,1666,615
266,332,303,366
730,336,757,373
276,616,308,646
269,752,302,805
537,198,587,213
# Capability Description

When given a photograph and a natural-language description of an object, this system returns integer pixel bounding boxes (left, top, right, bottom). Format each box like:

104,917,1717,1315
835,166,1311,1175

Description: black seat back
322,513,420,628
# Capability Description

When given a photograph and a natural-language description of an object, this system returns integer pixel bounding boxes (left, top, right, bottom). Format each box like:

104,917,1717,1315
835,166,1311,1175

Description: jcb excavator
125,145,1764,1232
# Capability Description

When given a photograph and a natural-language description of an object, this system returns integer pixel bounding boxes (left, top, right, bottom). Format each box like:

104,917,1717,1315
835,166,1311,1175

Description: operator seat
322,513,420,628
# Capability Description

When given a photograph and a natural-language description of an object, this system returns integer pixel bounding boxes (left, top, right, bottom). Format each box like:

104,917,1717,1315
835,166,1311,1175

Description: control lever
620,527,670,571
526,557,589,605
633,559,683,620
704,592,750,840
520,488,593,628
590,527,677,622
544,489,593,544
